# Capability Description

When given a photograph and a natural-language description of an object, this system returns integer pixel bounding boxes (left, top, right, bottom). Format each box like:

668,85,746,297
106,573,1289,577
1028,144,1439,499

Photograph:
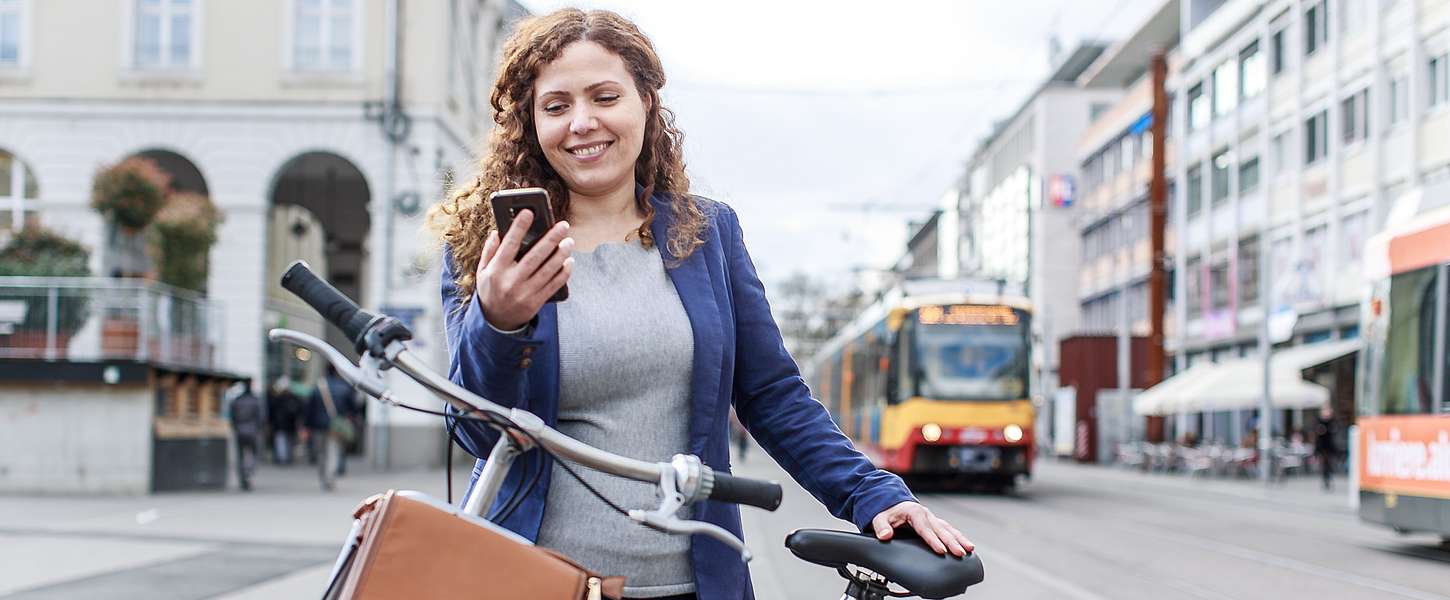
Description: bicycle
274,260,985,599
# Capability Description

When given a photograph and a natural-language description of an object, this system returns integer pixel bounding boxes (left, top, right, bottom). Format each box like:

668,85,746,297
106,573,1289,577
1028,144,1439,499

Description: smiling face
532,40,649,200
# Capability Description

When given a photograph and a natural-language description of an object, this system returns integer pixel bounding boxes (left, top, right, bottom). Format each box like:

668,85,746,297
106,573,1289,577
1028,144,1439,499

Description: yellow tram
803,289,1035,488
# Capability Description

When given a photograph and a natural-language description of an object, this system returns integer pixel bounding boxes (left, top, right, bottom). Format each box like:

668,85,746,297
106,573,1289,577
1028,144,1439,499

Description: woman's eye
543,103,567,114
596,94,619,103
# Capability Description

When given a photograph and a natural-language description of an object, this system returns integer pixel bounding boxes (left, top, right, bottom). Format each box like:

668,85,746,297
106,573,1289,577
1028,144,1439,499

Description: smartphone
488,187,568,302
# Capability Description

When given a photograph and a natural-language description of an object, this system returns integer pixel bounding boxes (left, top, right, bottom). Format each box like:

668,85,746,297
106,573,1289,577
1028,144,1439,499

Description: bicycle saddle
785,528,984,599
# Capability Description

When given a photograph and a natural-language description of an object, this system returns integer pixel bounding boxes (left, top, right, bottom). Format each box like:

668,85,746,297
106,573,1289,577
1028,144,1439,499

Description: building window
1304,1,1329,57
1269,236,1295,307
1340,210,1368,269
1083,155,1102,195
1239,155,1261,194
1431,54,1450,108
294,0,357,72
1186,255,1203,318
1211,149,1231,207
1305,110,1329,165
1240,40,1265,100
1303,223,1328,301
1187,164,1204,217
1210,256,1232,311
1271,28,1287,75
1341,88,1370,145
1388,74,1409,126
1239,235,1260,306
1271,131,1289,176
134,0,197,70
1121,136,1136,172
1104,140,1119,179
0,149,40,234
0,0,22,67
1188,82,1209,131
1213,59,1238,117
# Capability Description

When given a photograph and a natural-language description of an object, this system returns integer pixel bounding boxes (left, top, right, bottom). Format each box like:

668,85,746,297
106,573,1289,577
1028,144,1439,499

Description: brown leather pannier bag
322,490,626,599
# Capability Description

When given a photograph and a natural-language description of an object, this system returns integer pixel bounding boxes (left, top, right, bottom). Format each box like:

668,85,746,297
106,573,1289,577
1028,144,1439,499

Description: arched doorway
264,152,372,453
136,149,210,196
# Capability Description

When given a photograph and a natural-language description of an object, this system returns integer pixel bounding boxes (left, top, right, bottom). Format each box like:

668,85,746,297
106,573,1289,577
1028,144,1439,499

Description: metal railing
0,276,225,370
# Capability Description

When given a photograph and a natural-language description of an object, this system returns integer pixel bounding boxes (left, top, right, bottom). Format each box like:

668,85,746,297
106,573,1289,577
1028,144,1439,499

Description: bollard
1347,424,1359,510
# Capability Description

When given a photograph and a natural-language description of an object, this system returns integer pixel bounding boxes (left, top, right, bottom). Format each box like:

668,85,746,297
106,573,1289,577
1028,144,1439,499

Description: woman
430,9,971,600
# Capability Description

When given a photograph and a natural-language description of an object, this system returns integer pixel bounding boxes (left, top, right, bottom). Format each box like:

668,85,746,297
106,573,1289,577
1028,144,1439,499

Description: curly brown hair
428,8,705,302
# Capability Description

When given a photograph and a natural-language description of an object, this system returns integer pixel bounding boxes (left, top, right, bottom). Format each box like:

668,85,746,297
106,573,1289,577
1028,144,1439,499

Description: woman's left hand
871,501,974,557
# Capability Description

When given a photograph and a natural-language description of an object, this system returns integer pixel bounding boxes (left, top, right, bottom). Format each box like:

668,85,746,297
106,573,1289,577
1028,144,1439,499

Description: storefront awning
1133,339,1359,416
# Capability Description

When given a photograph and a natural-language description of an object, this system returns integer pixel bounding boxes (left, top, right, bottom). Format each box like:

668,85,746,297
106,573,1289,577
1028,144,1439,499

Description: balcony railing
0,277,225,371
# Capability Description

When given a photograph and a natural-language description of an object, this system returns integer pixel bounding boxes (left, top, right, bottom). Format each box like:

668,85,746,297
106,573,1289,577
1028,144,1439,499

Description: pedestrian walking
228,381,265,492
267,377,301,465
729,409,750,463
306,366,358,491
430,9,971,598
1312,406,1338,491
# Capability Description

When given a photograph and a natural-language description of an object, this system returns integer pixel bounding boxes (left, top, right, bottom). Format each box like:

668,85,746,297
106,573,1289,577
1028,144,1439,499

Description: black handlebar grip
709,471,783,511
280,260,376,347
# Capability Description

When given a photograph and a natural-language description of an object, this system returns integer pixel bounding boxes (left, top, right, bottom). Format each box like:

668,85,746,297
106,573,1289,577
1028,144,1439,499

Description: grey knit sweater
534,238,695,598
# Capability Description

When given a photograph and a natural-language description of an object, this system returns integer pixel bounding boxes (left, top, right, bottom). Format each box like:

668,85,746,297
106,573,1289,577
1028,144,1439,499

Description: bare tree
772,271,868,363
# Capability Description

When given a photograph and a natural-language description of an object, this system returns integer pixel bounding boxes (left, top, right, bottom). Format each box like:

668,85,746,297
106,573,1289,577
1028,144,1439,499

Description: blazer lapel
650,195,724,457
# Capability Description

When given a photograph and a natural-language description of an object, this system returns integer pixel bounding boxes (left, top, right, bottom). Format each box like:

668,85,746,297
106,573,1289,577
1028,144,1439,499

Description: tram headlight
1003,424,1024,443
922,423,942,442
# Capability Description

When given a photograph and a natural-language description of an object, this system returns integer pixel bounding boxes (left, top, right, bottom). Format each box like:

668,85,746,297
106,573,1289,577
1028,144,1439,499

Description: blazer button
522,347,535,357
520,358,533,369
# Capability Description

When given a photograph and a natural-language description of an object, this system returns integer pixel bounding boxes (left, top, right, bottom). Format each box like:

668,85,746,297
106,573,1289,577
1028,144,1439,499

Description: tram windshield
913,306,1031,401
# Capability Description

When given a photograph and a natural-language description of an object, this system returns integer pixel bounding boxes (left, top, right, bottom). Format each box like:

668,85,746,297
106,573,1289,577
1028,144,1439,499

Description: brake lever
627,460,752,562
268,329,391,399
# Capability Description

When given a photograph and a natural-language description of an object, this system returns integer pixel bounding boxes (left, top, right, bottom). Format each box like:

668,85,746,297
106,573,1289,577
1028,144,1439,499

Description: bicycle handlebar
280,260,379,353
710,471,783,511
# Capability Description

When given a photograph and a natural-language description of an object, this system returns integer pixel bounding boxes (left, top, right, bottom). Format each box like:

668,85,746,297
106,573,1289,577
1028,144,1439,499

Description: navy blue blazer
441,194,915,600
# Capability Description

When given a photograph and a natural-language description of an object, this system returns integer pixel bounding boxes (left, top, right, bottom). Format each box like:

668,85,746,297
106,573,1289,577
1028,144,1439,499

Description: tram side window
1379,267,1441,414
851,338,871,415
892,316,917,403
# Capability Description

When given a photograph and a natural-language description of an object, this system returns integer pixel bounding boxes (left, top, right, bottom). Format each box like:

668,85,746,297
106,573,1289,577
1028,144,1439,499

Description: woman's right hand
474,209,575,332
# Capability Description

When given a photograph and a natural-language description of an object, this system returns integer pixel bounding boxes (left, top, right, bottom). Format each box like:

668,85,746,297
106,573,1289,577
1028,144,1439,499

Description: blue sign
1048,175,1076,208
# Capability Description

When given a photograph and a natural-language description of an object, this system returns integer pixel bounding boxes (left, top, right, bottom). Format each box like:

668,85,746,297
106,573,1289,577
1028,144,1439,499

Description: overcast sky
517,0,1161,291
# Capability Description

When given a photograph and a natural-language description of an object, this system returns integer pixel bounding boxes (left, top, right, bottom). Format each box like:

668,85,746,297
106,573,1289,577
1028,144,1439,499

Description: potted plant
92,158,169,279
0,227,92,358
150,191,224,364
151,191,222,293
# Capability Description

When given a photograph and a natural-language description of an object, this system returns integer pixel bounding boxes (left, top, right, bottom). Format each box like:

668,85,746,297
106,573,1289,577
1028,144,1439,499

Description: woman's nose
569,110,598,135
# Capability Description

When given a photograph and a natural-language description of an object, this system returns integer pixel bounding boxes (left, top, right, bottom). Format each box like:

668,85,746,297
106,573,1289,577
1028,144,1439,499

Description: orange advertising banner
1358,415,1450,500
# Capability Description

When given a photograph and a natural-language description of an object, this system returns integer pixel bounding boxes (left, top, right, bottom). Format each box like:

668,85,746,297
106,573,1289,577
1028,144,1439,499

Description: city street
2,444,1448,599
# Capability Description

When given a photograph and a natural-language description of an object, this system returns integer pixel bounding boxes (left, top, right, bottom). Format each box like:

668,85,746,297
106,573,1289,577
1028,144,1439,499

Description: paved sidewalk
1035,456,1358,516
0,460,471,599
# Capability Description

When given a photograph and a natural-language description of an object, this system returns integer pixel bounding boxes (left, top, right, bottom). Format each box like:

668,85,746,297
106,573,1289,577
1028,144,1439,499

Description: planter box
101,317,140,357
0,330,73,359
